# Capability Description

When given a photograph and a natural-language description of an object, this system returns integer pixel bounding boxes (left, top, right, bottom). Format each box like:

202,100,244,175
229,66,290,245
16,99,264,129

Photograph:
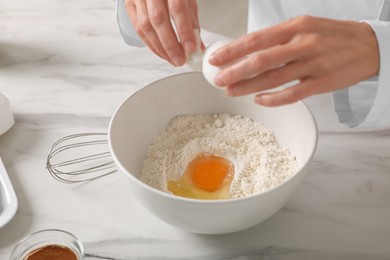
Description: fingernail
172,55,186,67
254,95,263,104
255,94,267,104
214,74,225,86
184,41,196,54
226,86,235,96
208,53,218,64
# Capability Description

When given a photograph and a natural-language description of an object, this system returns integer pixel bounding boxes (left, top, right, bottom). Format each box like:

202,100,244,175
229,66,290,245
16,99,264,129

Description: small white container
0,93,14,135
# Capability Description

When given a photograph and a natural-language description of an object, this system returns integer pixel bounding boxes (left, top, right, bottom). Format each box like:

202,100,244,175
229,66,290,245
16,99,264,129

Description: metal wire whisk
46,133,116,183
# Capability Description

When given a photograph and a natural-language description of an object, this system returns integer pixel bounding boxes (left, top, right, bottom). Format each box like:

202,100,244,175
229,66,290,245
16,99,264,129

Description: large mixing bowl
108,72,318,234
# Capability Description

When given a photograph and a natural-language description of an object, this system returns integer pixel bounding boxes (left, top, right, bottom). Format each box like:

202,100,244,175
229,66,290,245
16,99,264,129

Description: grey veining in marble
1,0,390,259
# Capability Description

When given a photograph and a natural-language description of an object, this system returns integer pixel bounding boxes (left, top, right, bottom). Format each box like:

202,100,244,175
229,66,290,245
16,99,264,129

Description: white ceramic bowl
108,72,318,234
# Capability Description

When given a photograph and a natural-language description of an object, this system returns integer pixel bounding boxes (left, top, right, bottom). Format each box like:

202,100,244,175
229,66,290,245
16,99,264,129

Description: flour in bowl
140,113,297,199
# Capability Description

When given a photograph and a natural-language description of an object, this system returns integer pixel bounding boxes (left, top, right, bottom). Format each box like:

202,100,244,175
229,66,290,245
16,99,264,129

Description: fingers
215,43,306,87
126,0,201,66
254,79,318,107
225,60,308,97
146,0,185,66
132,0,170,61
208,19,296,66
168,0,197,54
187,0,204,51
188,0,200,29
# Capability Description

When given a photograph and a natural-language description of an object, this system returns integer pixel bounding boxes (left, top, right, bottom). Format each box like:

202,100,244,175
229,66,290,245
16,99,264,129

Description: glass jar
10,229,84,260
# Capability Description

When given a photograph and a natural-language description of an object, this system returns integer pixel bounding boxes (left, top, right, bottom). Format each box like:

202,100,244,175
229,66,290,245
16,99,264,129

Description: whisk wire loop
46,133,117,183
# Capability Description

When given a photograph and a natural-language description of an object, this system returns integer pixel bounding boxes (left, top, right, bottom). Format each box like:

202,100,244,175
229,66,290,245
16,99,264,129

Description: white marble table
1,0,390,259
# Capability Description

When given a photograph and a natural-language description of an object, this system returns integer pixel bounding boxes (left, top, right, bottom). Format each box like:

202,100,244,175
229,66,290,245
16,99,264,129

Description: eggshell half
202,40,230,88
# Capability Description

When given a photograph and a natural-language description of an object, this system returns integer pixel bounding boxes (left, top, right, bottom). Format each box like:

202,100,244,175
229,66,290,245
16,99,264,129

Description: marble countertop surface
1,0,390,259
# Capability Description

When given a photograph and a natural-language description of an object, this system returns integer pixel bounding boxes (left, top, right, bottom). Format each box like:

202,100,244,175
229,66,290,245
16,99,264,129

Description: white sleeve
332,20,390,128
116,0,145,47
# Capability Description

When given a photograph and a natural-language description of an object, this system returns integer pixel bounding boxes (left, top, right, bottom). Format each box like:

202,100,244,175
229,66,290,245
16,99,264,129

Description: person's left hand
208,16,379,106
125,0,201,67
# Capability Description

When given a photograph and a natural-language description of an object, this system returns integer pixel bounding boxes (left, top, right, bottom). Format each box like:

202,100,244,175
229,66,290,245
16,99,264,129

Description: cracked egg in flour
167,153,234,200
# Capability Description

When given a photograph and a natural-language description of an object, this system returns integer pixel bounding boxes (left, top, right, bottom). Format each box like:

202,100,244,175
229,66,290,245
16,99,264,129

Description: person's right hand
207,16,379,107
125,0,200,67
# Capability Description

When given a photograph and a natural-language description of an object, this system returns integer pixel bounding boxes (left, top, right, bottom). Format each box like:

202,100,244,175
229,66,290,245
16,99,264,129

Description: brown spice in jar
25,245,77,260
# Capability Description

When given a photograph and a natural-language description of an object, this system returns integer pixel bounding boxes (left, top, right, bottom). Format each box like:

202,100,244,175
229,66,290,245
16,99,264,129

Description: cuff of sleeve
116,0,145,47
332,79,378,128
332,20,390,128
332,89,360,128
360,20,390,127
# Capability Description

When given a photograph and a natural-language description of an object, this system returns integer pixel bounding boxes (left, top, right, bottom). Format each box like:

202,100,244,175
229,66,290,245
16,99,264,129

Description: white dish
0,93,15,135
0,156,18,228
109,72,318,234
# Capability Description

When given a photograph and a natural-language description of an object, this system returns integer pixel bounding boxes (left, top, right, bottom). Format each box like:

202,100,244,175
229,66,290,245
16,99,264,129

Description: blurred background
198,0,248,39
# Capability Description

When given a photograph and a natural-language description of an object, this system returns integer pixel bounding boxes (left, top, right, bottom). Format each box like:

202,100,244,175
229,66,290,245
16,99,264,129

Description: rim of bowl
108,71,318,205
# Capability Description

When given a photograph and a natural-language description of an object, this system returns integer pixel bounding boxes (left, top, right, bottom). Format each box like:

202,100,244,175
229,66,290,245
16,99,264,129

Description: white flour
140,113,297,198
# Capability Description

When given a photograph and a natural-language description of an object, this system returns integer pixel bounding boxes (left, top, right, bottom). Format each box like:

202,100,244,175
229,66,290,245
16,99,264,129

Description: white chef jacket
116,0,390,128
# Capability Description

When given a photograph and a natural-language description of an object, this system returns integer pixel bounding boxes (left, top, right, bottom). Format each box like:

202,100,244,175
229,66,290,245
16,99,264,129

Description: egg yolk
167,153,234,200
